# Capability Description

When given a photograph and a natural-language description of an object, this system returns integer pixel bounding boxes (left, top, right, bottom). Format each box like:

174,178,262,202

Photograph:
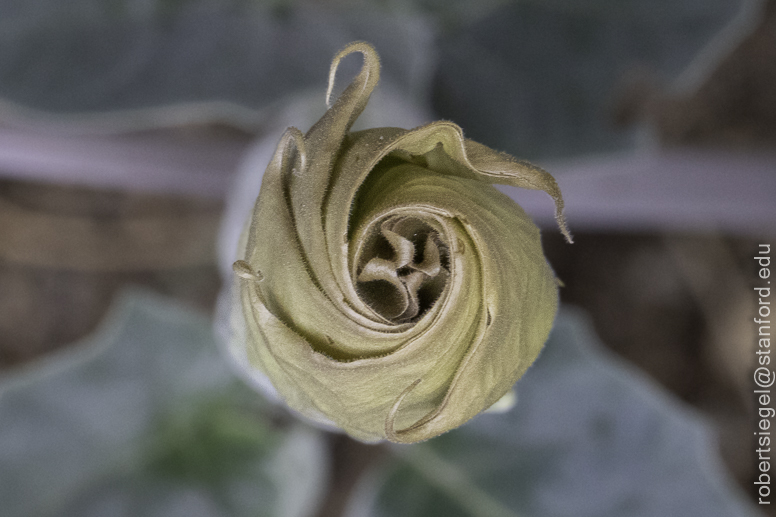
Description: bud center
355,216,450,323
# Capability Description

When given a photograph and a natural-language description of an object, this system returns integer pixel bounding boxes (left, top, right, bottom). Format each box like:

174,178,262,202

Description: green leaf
0,2,433,131
432,0,741,159
0,289,327,517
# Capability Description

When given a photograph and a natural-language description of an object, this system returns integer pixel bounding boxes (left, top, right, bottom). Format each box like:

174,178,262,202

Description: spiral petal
232,42,569,443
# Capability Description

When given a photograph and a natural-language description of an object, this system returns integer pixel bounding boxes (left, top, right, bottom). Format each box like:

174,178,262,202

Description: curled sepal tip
231,41,570,443
233,260,263,282
326,41,380,111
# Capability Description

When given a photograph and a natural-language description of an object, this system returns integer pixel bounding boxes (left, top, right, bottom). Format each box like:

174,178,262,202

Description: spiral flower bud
230,42,571,443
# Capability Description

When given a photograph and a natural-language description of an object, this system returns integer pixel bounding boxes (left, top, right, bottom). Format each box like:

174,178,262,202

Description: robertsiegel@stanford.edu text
755,243,772,505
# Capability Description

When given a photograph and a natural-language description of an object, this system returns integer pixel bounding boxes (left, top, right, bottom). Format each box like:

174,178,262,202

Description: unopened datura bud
230,41,572,444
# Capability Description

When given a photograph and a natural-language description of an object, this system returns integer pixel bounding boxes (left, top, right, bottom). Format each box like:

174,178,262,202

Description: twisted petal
233,42,569,443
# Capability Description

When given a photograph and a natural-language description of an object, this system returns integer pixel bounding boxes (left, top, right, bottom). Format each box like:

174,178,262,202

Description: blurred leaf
0,289,327,517
432,0,741,159
358,307,759,517
0,1,434,131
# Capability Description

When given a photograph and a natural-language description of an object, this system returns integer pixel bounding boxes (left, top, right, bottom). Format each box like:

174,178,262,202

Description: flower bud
230,42,571,443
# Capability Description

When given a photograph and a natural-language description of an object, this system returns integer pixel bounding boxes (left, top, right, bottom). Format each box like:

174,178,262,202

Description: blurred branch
509,149,776,237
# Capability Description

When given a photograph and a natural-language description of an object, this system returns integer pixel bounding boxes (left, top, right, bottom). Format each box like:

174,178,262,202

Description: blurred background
0,0,774,516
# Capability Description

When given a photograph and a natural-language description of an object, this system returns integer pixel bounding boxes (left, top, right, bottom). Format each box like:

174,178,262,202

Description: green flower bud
231,42,571,443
